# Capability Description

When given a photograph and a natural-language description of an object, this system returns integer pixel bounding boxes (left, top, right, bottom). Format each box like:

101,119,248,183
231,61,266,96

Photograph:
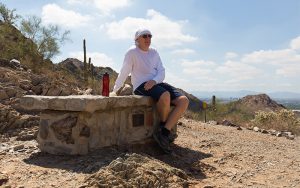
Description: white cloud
170,36,300,92
181,60,217,68
241,49,299,65
180,60,217,78
67,0,131,14
104,9,198,48
276,64,300,77
241,36,300,66
290,36,300,50
42,4,92,28
238,36,300,78
165,71,189,90
94,0,131,14
67,0,93,4
69,51,114,68
216,60,263,80
225,52,238,59
171,48,196,55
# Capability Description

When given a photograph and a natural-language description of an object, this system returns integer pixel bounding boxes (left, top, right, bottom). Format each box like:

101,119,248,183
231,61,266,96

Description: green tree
20,15,70,59
0,3,20,25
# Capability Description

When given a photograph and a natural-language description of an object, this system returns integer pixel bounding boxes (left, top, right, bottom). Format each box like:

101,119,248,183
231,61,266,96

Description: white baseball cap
134,29,152,40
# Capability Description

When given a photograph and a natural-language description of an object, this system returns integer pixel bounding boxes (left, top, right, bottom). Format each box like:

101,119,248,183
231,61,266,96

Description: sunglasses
142,34,152,39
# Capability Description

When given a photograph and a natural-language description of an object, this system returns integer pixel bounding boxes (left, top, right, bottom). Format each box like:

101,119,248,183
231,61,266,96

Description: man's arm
152,54,165,84
113,53,133,93
144,53,165,90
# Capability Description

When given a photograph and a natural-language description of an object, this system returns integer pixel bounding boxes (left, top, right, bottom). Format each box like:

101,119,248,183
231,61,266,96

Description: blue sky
2,0,300,93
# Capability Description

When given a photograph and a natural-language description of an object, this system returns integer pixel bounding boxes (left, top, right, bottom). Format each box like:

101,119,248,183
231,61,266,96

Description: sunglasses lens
142,34,152,39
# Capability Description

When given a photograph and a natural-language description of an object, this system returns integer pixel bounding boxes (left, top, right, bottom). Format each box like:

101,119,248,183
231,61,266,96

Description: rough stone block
21,95,174,155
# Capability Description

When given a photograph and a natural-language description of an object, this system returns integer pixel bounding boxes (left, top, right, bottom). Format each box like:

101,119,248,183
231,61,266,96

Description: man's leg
156,91,171,122
134,82,188,153
164,96,189,130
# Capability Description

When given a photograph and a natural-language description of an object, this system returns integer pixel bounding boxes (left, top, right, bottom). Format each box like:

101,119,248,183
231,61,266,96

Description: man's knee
175,96,189,109
181,96,189,107
158,91,170,105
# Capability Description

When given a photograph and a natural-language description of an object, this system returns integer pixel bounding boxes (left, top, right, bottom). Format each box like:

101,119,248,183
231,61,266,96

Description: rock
10,59,21,68
25,90,35,95
0,90,9,100
19,80,32,91
30,75,48,86
43,86,62,96
222,119,232,126
203,185,215,188
268,129,277,135
276,132,282,137
83,88,93,95
0,58,25,71
282,132,295,140
13,144,24,151
208,121,218,125
119,84,133,96
31,85,43,95
17,133,36,141
253,127,260,132
260,129,268,134
0,172,9,186
221,119,238,127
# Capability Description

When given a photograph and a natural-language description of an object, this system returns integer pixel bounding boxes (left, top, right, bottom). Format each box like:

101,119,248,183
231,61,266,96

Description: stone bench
20,95,172,155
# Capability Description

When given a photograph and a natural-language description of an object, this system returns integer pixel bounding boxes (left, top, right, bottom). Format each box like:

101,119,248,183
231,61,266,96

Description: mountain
235,93,285,114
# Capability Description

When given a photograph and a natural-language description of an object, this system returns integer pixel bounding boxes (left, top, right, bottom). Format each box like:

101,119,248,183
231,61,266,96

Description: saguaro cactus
83,39,87,81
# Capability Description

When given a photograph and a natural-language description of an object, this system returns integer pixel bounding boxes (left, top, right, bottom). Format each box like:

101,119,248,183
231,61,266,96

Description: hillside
0,22,44,70
235,93,285,115
201,93,288,125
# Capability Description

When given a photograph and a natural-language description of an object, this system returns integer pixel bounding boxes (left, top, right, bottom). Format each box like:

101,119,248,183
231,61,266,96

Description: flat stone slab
20,95,154,113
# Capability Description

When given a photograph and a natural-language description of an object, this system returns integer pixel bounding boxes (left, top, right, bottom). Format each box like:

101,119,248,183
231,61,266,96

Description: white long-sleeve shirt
113,45,165,92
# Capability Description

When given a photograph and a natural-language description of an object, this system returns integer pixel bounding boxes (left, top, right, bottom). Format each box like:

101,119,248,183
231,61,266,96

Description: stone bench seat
20,95,166,155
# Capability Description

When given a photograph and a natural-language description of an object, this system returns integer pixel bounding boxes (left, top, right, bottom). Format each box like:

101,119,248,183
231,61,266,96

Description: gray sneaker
153,128,172,154
168,133,178,143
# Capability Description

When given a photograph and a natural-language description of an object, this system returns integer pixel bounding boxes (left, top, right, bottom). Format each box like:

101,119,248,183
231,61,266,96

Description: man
111,28,189,153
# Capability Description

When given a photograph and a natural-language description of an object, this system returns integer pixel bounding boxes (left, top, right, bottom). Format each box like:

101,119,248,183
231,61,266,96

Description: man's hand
144,80,156,90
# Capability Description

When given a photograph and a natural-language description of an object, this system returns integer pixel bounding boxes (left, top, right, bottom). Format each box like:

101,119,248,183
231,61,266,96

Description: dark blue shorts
134,82,183,101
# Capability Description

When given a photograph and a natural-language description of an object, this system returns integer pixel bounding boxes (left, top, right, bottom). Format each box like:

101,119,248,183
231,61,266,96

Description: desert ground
1,117,300,188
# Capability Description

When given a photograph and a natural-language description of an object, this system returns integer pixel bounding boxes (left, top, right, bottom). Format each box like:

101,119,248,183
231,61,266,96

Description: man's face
137,34,152,51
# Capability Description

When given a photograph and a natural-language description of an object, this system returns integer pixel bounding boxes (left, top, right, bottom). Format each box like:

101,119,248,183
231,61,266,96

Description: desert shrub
251,109,300,135
184,100,254,125
205,101,253,124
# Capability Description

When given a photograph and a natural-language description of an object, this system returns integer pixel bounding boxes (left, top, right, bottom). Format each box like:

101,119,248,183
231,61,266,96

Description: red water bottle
102,72,109,96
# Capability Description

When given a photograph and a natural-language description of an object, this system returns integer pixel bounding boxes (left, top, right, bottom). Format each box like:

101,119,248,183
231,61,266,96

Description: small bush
251,109,300,135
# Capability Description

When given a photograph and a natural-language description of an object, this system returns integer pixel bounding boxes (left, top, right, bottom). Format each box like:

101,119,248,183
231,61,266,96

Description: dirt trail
1,118,300,188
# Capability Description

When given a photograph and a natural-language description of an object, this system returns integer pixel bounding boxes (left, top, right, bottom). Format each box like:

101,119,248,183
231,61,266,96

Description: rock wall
20,95,166,155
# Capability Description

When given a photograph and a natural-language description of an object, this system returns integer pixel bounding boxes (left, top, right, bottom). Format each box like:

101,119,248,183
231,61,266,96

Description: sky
2,0,300,94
